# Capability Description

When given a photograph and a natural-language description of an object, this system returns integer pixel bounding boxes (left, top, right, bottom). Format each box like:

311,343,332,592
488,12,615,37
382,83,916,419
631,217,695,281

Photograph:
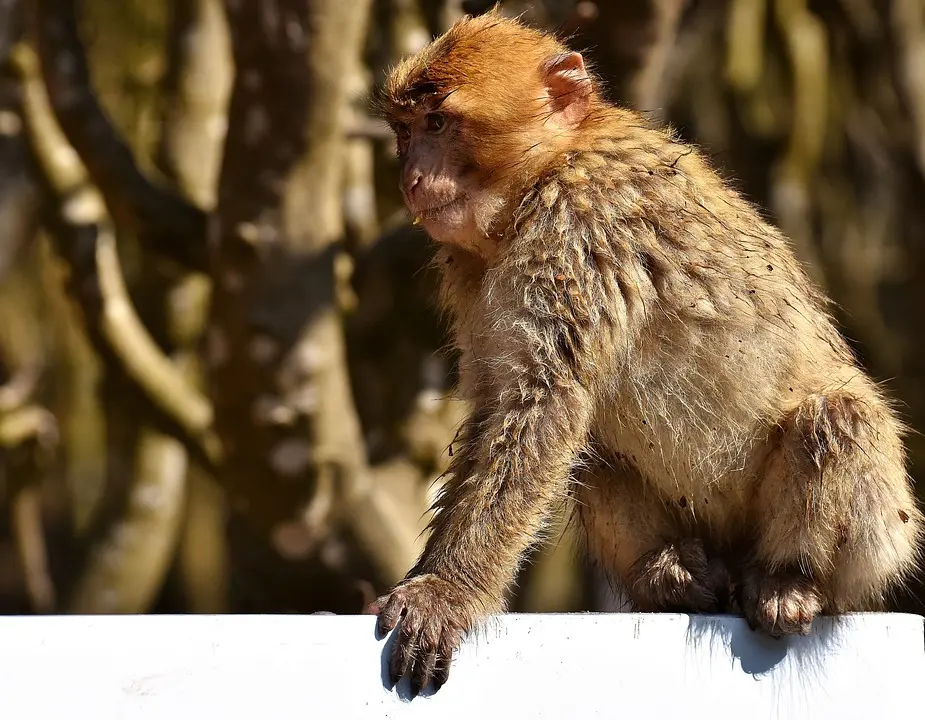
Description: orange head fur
379,10,606,251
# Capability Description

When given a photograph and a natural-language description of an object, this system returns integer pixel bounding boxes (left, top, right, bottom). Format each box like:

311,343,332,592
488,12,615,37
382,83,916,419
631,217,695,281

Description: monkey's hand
367,573,474,696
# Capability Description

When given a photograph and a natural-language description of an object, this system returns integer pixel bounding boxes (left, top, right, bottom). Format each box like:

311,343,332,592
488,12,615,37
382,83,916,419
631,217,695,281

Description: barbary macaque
369,9,923,695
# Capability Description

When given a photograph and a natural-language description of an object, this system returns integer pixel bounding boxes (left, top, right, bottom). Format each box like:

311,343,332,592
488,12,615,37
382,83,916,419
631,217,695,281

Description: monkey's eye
395,122,411,141
425,112,448,134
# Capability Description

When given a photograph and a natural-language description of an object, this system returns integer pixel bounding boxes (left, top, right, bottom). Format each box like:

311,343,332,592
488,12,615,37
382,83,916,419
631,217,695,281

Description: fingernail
376,617,390,638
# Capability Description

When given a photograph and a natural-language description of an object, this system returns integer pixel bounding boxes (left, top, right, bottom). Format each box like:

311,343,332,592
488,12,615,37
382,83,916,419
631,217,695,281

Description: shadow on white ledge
0,612,921,719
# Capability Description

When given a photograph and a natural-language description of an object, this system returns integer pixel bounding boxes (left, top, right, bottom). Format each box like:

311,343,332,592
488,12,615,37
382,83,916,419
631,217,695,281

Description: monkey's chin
415,198,471,242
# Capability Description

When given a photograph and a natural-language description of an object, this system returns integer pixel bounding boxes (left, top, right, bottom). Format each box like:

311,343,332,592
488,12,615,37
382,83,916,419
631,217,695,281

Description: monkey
368,9,923,695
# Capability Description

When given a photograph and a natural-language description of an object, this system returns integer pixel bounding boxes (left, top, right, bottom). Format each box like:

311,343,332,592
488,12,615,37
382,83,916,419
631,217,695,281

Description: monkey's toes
629,538,730,613
741,570,822,638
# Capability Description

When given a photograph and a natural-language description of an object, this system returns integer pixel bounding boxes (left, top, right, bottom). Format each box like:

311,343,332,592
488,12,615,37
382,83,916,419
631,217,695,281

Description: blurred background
0,0,922,617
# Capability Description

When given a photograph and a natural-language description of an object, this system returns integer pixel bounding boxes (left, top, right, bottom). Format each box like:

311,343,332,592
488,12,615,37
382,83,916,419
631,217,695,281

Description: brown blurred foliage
0,0,921,617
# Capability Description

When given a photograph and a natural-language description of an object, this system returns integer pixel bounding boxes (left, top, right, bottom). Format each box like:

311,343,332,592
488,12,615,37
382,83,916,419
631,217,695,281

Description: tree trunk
208,0,421,599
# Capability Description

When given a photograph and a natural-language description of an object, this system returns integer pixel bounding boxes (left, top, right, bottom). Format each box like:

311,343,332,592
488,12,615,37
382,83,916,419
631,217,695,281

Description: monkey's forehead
381,13,566,118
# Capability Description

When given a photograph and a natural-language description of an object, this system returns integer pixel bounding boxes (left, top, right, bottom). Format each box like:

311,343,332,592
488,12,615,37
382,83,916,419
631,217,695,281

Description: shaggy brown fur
371,9,923,695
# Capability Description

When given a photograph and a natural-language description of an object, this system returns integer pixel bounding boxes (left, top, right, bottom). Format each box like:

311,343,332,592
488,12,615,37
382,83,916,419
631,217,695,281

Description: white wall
0,612,921,719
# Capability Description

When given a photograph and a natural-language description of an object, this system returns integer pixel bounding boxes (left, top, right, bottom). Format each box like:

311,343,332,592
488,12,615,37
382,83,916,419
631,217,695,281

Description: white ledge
0,612,921,718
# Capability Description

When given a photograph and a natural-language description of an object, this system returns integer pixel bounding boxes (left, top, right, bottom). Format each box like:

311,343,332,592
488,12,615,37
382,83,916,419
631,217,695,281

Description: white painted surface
0,612,921,719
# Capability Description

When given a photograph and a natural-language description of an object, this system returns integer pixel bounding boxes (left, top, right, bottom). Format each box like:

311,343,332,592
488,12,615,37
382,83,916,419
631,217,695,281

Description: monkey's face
393,107,481,245
382,13,598,254
389,72,592,255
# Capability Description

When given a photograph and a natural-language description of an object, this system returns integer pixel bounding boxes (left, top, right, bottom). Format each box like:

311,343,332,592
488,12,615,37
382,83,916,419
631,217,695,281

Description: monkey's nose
402,168,423,200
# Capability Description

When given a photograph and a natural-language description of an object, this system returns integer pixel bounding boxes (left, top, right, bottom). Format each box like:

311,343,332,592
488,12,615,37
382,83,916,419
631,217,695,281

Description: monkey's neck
434,244,488,327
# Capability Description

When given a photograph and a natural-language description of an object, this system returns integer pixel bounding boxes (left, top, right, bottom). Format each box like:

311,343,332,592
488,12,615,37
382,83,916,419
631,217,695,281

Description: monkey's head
380,10,600,253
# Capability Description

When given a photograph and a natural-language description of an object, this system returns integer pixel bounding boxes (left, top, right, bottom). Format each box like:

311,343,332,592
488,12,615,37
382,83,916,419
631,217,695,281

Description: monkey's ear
542,52,592,129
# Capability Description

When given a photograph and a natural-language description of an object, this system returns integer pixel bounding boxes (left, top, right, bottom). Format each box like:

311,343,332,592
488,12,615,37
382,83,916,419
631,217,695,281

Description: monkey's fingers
432,630,456,692
409,622,445,696
376,593,406,636
389,612,422,687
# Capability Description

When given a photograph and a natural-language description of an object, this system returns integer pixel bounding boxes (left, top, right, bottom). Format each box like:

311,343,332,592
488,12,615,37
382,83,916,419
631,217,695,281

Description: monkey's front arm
371,300,596,695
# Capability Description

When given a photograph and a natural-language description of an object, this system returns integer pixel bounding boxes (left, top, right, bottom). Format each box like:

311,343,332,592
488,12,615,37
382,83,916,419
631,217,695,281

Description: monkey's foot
366,573,472,697
741,569,822,637
627,538,730,613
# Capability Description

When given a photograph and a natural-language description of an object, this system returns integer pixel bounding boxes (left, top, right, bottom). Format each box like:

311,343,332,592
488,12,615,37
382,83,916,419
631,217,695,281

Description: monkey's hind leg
575,460,730,614
747,389,923,637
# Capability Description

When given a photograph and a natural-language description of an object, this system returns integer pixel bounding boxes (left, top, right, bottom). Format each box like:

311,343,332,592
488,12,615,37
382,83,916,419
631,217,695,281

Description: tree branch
0,358,58,615
155,0,232,614
10,42,222,469
156,0,232,209
31,0,208,270
210,0,422,584
66,426,188,614
10,484,56,613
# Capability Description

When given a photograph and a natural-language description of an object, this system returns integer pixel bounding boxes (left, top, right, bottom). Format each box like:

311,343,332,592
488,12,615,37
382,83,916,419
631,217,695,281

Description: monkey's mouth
413,196,465,222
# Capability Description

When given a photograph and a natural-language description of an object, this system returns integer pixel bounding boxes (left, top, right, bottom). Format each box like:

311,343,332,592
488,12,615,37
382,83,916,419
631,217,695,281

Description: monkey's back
502,121,897,529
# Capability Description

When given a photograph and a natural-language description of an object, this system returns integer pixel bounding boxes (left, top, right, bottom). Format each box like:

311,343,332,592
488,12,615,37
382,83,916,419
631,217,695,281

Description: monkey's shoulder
515,140,816,287
525,141,755,230
501,141,839,350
